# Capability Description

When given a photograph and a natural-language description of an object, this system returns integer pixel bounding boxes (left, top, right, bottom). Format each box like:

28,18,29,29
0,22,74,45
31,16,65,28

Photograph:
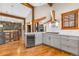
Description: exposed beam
48,3,53,7
21,3,33,9
43,19,51,24
21,3,35,32
0,12,26,30
31,6,35,32
0,12,25,20
34,17,46,23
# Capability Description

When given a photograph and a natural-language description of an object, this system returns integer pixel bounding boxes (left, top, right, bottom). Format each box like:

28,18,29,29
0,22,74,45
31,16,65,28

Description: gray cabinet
43,33,61,49
61,35,79,55
35,33,43,45
43,33,51,45
25,32,79,55
43,33,79,55
50,34,61,49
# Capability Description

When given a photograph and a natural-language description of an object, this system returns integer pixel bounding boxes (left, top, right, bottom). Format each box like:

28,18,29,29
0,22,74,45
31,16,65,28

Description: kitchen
0,3,79,56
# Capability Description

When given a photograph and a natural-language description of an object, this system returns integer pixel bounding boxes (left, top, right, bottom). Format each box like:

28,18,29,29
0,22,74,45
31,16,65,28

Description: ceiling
30,3,47,7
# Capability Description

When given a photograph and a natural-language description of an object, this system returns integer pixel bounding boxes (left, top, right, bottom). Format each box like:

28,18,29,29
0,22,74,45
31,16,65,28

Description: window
61,9,78,29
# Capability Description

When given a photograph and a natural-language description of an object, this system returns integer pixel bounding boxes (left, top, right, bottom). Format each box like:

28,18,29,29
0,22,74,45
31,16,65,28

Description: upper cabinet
61,9,79,29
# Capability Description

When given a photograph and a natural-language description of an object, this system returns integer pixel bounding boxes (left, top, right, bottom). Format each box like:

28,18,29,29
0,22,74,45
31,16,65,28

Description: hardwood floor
0,40,73,56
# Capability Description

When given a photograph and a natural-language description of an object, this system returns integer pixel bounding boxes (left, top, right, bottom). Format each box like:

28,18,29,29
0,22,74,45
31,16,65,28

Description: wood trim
0,12,25,20
43,20,51,24
21,3,33,9
34,17,46,23
21,3,35,32
52,10,55,22
0,12,26,30
31,8,35,32
61,9,79,30
48,3,53,7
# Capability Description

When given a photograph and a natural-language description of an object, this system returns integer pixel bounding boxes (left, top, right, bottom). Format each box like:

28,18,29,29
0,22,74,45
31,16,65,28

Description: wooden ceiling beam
48,3,53,7
0,12,25,20
21,3,33,9
43,20,51,24
21,3,35,32
34,17,46,23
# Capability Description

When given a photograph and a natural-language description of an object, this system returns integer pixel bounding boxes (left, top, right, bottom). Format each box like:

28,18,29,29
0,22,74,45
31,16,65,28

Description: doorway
27,25,31,32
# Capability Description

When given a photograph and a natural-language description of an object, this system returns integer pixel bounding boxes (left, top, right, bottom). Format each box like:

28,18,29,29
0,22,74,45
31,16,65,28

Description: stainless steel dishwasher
26,34,35,48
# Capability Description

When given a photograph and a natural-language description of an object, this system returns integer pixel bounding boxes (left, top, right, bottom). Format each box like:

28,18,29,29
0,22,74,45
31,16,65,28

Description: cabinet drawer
51,35,60,39
50,38,61,49
61,45,78,55
61,39,78,47
61,35,79,40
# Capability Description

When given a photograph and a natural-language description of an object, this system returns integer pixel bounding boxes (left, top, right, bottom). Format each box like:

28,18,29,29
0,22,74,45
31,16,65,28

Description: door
27,25,31,32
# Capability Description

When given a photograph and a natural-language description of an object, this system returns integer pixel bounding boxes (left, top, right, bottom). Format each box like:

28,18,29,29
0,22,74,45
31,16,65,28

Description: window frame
61,9,79,30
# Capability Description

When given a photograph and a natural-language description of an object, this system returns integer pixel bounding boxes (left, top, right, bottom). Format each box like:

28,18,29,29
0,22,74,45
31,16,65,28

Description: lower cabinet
42,33,79,55
43,33,51,45
35,33,43,45
25,33,79,55
61,44,78,55
60,35,79,55
43,33,61,49
50,38,61,49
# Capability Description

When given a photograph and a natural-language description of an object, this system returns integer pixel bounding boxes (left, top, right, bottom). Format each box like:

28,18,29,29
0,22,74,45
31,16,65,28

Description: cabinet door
61,44,78,55
50,35,61,49
35,33,42,45
42,33,50,45
46,35,51,45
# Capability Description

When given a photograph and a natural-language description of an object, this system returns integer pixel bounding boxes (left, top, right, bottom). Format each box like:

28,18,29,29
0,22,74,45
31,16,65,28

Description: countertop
0,30,18,33
25,32,59,35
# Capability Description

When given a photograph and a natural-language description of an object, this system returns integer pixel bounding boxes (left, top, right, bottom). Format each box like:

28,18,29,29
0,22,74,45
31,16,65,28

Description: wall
25,12,32,32
35,4,54,32
35,4,51,24
53,3,79,36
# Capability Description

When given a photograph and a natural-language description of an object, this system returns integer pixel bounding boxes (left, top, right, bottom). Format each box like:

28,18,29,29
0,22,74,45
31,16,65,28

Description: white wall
53,3,79,36
35,4,60,32
25,12,32,32
35,4,51,24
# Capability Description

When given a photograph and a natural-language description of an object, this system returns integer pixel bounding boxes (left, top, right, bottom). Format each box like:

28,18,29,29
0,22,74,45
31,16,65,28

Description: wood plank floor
0,40,73,56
